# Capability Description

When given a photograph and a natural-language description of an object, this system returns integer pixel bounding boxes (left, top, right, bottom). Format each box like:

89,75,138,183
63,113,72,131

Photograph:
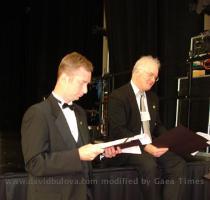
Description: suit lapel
127,84,142,130
47,94,77,149
146,92,156,125
74,107,89,145
127,84,141,120
55,113,77,148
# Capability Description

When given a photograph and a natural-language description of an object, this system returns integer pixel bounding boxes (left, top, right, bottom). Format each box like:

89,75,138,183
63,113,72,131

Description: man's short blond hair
57,52,93,78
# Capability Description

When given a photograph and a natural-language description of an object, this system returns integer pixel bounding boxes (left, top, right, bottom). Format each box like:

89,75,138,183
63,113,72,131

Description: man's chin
75,96,82,100
73,94,85,101
146,84,153,90
74,97,79,101
144,87,151,91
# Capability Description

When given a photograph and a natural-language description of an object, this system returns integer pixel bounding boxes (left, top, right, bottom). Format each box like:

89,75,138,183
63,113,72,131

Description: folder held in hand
152,125,209,156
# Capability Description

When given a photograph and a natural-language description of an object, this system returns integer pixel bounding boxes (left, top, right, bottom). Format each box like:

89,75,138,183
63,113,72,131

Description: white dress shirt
52,92,79,142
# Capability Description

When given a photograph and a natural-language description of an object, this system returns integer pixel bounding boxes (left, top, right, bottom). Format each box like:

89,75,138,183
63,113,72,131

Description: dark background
0,0,208,136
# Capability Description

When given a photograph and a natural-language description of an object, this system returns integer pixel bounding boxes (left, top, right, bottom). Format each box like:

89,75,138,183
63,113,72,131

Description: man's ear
58,73,69,85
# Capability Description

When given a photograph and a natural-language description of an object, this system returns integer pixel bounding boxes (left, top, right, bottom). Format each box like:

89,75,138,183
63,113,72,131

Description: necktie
140,94,152,140
54,96,74,110
62,103,74,110
54,96,78,141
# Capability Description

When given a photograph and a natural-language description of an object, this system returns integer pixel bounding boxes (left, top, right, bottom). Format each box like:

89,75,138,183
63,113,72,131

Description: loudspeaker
176,98,209,132
177,75,210,98
176,75,210,133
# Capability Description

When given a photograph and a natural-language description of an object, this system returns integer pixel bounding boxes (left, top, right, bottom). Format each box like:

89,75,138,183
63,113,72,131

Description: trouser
127,151,187,200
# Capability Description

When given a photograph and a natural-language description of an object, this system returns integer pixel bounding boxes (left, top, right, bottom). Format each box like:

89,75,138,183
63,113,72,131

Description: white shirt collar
130,80,145,97
52,91,73,105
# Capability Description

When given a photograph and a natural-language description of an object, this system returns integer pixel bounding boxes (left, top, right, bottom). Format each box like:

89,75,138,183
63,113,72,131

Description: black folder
152,125,209,156
116,139,141,149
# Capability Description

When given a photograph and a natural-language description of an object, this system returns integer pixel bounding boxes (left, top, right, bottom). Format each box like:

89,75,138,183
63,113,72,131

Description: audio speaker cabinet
176,75,210,133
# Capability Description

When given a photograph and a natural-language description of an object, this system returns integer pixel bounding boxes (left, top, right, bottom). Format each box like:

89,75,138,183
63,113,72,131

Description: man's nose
83,85,88,94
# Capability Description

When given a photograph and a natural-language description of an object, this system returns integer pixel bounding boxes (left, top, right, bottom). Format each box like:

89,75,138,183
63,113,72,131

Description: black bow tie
53,95,74,110
62,103,74,110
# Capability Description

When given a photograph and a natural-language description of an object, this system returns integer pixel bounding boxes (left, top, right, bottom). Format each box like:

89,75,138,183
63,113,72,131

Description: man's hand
79,144,104,161
78,144,122,161
103,146,122,158
144,144,168,157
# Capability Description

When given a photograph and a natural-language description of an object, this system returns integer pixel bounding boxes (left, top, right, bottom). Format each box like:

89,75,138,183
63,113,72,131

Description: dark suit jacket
107,83,167,166
108,83,166,141
21,94,91,200
108,83,165,139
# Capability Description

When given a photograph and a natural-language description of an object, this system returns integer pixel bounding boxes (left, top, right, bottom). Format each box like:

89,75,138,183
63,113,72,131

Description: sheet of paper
95,134,151,157
98,140,142,160
121,146,141,154
196,132,210,141
95,134,151,149
191,151,199,156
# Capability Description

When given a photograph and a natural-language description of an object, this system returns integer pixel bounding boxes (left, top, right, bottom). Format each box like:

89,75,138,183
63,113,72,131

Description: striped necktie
140,94,152,140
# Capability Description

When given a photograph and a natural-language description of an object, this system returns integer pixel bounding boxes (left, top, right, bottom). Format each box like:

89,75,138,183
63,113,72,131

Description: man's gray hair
132,55,160,74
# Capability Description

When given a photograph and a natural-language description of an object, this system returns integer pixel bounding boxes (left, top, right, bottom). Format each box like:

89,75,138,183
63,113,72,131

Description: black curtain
105,0,204,128
0,0,206,133
0,0,103,133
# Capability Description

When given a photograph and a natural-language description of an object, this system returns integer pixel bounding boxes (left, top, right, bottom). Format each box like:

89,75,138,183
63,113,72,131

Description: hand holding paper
103,146,122,158
95,133,152,155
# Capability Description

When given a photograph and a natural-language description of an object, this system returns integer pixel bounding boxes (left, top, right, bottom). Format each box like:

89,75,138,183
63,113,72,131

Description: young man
108,55,186,200
21,52,120,200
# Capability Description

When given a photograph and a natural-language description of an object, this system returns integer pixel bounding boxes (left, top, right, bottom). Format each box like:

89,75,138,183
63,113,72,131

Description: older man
108,55,186,200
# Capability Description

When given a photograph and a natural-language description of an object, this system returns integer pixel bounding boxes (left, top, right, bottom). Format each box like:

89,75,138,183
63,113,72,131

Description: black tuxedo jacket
21,94,91,200
108,83,166,140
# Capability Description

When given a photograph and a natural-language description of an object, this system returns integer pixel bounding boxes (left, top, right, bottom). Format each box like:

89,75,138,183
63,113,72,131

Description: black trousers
104,151,187,200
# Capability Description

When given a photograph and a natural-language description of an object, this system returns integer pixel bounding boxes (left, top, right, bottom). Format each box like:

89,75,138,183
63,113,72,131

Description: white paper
191,132,210,156
196,132,210,141
191,151,199,156
95,133,151,155
121,146,141,154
